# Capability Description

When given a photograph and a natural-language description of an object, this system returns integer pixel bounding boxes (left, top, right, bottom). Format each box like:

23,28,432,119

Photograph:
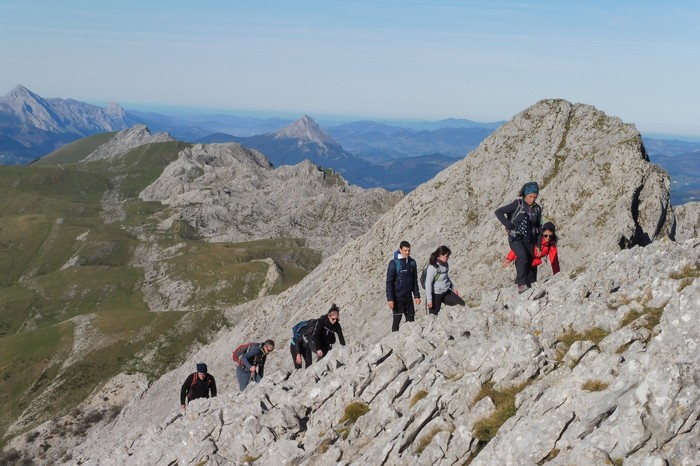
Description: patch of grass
555,325,609,364
537,448,560,465
568,265,586,279
339,401,370,425
415,427,443,455
668,264,700,281
242,455,260,463
619,309,642,328
410,390,428,407
581,380,609,392
472,380,530,442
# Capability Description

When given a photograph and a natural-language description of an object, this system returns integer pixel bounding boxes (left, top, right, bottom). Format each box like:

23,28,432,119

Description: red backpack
232,342,257,367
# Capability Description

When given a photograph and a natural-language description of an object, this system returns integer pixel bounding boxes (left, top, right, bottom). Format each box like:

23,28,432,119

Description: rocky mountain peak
82,124,175,162
274,114,338,147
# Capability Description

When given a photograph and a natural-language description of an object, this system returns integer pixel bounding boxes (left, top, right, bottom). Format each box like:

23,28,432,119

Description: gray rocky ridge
8,100,699,465
82,124,174,161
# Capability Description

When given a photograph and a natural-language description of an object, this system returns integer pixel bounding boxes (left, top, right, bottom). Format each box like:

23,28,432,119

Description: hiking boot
517,284,528,294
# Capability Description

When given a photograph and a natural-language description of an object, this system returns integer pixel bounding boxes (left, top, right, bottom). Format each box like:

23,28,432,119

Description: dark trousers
290,341,313,369
392,295,415,332
510,238,538,286
429,290,466,315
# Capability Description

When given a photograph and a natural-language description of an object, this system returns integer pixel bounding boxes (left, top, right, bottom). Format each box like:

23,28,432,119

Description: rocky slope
7,99,698,465
82,124,174,161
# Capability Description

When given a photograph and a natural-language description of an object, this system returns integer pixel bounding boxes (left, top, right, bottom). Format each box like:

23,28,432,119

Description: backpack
506,199,525,223
419,264,440,289
292,320,309,344
232,342,257,367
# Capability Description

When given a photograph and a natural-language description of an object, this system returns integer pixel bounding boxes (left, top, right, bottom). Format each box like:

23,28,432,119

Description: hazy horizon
2,1,699,137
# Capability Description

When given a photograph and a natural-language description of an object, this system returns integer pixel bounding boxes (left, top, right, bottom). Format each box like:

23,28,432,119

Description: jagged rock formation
83,124,174,161
139,142,402,253
674,202,700,241
7,100,698,465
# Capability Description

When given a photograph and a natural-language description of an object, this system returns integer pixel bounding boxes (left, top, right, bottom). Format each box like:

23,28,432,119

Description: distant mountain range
1,85,698,202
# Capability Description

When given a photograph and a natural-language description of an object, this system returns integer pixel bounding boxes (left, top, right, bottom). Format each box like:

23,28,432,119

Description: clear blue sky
1,0,699,137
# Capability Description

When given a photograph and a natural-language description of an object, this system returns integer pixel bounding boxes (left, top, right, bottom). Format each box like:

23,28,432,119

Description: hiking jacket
180,373,217,405
240,343,268,377
425,260,453,304
506,242,560,275
495,199,543,244
297,314,346,354
386,256,420,301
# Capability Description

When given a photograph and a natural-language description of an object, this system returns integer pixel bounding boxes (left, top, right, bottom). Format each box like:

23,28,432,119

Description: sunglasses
542,234,553,238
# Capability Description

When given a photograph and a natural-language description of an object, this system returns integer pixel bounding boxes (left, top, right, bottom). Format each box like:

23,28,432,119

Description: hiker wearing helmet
292,304,345,368
424,245,465,315
180,362,217,411
495,181,544,293
386,240,421,331
503,221,560,275
234,340,275,391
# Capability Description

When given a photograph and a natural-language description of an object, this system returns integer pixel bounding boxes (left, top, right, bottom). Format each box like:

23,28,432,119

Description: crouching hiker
233,340,275,391
180,362,217,411
291,304,345,369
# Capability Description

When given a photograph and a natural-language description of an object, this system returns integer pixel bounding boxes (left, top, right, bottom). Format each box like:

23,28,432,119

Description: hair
328,303,340,315
399,240,411,250
264,339,275,349
519,181,540,197
542,222,558,245
429,245,452,266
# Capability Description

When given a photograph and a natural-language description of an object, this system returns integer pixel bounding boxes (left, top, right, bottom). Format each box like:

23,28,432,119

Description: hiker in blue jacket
180,362,216,411
291,305,345,369
386,240,421,332
235,340,275,391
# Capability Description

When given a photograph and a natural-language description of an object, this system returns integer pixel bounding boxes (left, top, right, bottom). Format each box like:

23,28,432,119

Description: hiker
386,240,421,332
502,221,560,275
291,304,345,369
495,181,544,293
234,340,275,391
179,362,217,411
424,245,465,315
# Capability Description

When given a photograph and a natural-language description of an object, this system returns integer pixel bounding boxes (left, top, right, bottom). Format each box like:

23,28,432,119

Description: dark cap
196,362,207,373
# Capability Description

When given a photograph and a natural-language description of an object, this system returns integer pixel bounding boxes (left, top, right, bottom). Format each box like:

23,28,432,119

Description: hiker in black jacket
292,304,345,368
180,362,217,411
235,340,275,391
386,240,421,332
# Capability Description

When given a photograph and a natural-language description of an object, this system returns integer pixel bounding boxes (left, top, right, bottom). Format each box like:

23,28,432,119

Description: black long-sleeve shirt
180,372,217,405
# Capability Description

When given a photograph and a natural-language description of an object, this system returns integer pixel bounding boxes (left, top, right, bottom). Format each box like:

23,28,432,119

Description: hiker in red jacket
180,362,216,411
503,222,560,275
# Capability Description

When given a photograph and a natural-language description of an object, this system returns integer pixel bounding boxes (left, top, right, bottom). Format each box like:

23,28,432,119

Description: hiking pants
429,290,466,315
236,365,261,391
392,295,415,332
290,342,313,369
510,238,538,286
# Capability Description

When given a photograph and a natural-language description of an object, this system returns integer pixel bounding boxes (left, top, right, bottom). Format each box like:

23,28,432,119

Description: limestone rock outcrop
82,124,174,161
139,142,403,253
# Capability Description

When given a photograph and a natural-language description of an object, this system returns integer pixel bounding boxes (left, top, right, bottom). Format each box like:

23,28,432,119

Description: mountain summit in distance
274,114,339,148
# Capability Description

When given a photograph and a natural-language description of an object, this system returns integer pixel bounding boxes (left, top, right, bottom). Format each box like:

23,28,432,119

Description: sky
1,0,699,137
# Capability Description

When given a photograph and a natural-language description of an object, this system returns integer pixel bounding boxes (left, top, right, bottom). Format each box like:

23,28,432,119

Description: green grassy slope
0,139,321,445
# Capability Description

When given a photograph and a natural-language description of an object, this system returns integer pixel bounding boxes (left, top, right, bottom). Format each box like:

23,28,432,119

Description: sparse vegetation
410,389,428,407
339,401,370,425
555,325,609,364
415,427,443,454
537,448,560,464
242,455,260,464
581,380,609,392
472,380,530,442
